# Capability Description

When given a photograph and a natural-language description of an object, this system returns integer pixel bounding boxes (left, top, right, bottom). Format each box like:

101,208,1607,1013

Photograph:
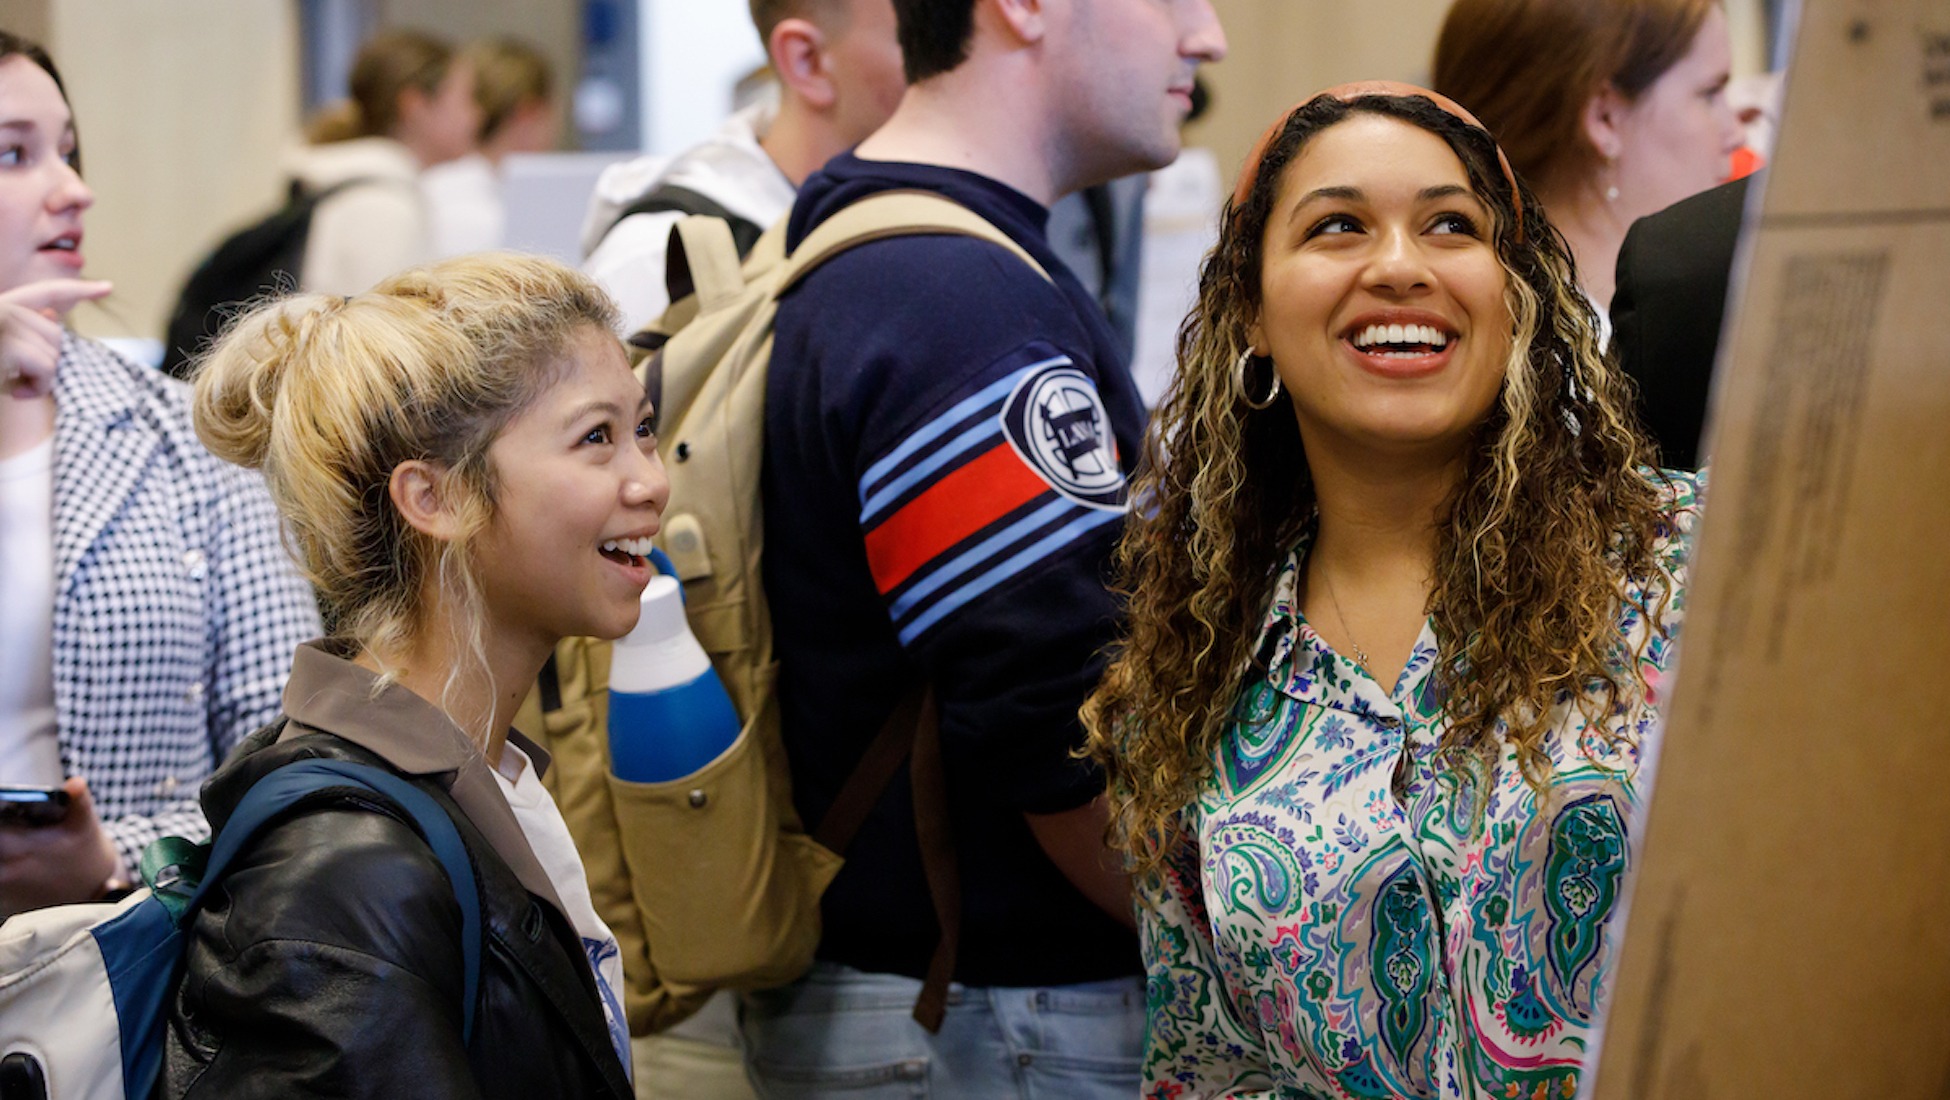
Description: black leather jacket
161,644,634,1099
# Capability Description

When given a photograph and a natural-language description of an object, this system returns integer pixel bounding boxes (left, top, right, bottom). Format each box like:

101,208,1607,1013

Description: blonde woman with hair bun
159,253,658,1099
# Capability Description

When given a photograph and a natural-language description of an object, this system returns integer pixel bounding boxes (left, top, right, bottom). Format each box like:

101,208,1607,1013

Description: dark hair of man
0,30,82,175
750,0,850,45
891,0,978,83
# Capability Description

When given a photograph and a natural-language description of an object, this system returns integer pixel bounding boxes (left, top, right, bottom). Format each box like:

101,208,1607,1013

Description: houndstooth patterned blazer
50,333,320,871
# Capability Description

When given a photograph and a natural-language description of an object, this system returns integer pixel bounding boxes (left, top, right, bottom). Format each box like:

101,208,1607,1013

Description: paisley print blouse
1140,470,1701,1100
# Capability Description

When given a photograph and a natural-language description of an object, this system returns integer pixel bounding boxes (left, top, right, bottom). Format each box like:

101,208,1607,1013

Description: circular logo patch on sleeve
1000,363,1128,511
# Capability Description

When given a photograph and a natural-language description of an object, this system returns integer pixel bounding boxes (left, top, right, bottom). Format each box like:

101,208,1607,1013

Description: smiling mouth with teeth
1349,323,1452,357
42,237,78,252
600,536,654,567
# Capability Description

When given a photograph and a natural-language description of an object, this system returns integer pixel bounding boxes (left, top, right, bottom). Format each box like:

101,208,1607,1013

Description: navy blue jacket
762,154,1143,986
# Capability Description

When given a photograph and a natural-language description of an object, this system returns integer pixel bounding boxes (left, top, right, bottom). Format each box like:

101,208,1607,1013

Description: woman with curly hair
1081,83,1700,1099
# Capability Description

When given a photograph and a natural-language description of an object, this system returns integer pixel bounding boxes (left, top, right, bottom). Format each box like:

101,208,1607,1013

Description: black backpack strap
609,183,765,260
295,176,382,207
159,176,389,378
812,685,960,1033
537,652,563,713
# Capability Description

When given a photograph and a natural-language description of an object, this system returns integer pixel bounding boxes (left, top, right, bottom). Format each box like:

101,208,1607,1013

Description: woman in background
289,28,480,295
1082,84,1699,1098
0,31,318,916
166,254,657,1096
1433,0,1743,313
422,36,560,259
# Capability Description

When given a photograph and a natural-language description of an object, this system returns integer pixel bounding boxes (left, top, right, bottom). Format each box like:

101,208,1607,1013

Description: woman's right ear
389,460,462,542
1580,83,1628,163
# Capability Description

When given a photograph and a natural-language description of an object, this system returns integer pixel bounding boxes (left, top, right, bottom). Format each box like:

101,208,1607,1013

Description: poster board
1591,0,1950,1095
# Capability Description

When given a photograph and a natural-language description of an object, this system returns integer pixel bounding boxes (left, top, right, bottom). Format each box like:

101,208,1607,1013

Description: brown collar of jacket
276,639,570,922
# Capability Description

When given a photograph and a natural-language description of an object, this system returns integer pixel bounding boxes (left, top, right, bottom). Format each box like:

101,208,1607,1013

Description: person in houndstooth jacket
0,32,320,915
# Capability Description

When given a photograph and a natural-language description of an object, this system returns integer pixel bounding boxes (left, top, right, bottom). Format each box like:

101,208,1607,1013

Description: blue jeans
740,963,1144,1099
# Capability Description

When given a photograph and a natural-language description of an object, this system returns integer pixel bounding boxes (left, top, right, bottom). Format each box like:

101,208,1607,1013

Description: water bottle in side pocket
607,555,742,782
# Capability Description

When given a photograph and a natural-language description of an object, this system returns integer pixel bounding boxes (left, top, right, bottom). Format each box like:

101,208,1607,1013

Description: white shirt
0,438,62,786
283,136,428,296
493,742,633,1078
1584,284,1616,348
421,153,505,259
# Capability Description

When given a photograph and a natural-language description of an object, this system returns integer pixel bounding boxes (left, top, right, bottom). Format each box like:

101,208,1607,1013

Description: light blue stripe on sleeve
859,420,1004,525
896,507,1121,644
888,498,1077,618
855,356,1069,505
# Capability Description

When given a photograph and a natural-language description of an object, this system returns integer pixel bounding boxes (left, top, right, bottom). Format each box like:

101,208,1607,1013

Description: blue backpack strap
190,759,485,1041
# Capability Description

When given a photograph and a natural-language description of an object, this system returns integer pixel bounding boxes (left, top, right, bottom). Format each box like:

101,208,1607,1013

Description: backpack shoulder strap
186,759,485,1041
291,176,389,210
612,182,765,257
810,683,958,1033
776,189,1053,297
664,215,748,313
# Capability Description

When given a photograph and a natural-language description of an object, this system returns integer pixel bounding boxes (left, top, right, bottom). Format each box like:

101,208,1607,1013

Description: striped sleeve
858,346,1129,646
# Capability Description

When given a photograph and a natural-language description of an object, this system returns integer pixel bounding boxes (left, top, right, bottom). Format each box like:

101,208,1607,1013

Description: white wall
639,0,766,157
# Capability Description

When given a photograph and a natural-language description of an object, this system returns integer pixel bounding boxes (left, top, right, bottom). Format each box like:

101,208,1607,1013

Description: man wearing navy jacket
749,0,1225,1094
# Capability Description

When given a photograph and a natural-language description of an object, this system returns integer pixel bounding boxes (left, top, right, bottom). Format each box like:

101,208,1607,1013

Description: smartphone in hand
0,786,71,828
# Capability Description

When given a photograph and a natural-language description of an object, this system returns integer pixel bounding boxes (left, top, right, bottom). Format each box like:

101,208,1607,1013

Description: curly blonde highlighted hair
1081,93,1676,882
191,253,618,735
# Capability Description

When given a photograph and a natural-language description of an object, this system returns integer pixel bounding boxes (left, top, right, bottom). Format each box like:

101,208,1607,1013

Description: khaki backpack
515,192,1051,1035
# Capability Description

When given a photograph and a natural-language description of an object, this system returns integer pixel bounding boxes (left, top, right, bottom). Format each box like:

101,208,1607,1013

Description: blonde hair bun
191,294,349,472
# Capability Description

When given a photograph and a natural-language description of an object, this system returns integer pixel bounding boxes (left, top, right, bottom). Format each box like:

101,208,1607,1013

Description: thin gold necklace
1317,565,1373,673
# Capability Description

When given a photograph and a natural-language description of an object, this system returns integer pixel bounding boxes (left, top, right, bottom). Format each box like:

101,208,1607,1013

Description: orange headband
1231,80,1524,242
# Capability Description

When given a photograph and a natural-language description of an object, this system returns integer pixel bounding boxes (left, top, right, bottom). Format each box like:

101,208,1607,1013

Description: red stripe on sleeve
864,443,1050,593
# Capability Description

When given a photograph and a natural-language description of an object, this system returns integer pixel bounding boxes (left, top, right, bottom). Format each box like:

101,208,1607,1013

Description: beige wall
4,3,53,44
41,1,301,344
32,0,580,346
1187,0,1455,183
16,0,1768,343
14,0,588,349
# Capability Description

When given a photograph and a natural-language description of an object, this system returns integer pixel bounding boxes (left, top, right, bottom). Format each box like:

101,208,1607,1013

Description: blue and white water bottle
607,563,742,782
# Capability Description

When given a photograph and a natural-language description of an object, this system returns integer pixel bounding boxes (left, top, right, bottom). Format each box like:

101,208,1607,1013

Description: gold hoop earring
1234,348,1282,410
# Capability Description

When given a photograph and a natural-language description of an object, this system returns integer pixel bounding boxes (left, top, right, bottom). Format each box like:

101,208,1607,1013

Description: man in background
750,0,1225,1094
549,4,904,1098
581,0,906,333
